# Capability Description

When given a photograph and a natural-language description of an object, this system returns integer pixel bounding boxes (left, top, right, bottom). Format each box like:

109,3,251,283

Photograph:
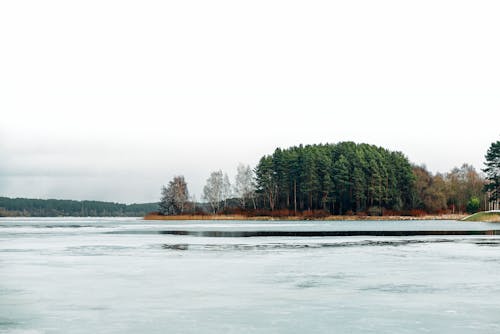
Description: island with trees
2,140,498,221
148,140,500,221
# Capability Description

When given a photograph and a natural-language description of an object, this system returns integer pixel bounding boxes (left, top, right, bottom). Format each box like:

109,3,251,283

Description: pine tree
255,156,277,210
483,140,500,209
332,154,350,214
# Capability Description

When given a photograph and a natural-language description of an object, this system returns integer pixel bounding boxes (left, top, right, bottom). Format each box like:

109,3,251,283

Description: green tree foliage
466,196,480,214
255,156,278,211
483,140,500,204
253,142,415,214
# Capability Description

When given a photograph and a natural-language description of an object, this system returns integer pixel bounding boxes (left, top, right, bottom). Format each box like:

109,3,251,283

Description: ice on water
1,218,500,333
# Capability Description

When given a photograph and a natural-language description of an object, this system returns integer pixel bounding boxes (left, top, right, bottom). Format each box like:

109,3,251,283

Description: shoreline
143,213,467,221
462,211,500,223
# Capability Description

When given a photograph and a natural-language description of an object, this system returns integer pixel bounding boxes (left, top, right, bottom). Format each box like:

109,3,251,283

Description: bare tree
222,173,232,210
190,194,197,213
159,176,189,215
446,164,485,213
234,163,256,209
203,170,224,213
203,170,233,213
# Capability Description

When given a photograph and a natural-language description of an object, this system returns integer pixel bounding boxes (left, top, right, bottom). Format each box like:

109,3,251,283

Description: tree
255,156,277,210
203,170,224,213
466,196,480,214
316,153,332,211
299,148,319,211
222,173,232,210
159,176,189,215
483,140,500,209
159,186,170,215
352,166,366,213
412,165,447,213
446,164,484,213
332,154,350,214
234,163,256,209
425,174,448,213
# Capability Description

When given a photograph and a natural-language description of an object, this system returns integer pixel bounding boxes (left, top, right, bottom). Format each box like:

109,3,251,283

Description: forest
254,143,414,214
0,197,157,217
159,141,498,217
2,141,497,218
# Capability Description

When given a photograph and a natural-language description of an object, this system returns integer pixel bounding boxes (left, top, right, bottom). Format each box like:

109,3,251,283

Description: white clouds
1,0,499,202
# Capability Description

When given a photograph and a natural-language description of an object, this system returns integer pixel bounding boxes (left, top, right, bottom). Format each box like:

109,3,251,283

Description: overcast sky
1,0,499,203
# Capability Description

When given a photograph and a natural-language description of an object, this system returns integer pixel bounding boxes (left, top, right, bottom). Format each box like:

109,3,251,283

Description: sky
1,0,499,203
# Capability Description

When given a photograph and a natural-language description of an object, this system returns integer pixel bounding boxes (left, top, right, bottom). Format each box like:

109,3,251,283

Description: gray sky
1,0,499,203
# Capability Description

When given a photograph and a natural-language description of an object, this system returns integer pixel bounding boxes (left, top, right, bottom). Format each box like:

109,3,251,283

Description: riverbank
144,213,467,221
462,211,500,222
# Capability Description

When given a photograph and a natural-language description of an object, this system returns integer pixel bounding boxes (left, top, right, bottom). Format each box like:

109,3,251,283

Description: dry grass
144,214,251,221
144,213,467,221
462,212,500,223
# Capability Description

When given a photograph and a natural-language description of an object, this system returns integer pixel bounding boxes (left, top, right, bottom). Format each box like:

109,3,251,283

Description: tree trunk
294,180,297,215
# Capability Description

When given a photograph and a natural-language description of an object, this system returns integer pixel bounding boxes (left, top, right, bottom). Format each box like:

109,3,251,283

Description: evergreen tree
316,152,332,211
332,154,350,214
255,156,277,210
483,140,500,207
300,147,319,211
466,196,480,214
352,166,366,213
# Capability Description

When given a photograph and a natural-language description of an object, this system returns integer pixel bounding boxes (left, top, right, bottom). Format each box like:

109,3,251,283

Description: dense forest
252,143,486,215
253,143,414,214
159,141,496,217
0,197,157,217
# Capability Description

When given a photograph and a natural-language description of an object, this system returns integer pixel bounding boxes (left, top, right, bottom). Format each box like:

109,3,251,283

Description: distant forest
0,197,157,217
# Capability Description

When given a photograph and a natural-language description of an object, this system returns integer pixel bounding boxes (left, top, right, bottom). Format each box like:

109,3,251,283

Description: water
1,218,500,333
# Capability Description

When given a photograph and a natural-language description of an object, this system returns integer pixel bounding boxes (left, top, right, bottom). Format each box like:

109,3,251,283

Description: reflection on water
1,218,500,334
156,230,500,237
160,238,500,251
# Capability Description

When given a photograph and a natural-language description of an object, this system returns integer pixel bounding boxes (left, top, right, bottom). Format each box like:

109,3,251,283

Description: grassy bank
462,211,500,222
144,213,467,221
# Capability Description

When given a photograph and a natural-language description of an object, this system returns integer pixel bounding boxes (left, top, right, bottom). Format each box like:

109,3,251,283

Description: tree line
160,140,500,216
2,141,497,217
0,197,158,217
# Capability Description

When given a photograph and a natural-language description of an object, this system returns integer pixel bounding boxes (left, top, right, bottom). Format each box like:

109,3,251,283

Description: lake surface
1,218,500,333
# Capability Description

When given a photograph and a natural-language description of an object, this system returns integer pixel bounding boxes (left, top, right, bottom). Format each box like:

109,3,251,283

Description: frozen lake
1,218,500,333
